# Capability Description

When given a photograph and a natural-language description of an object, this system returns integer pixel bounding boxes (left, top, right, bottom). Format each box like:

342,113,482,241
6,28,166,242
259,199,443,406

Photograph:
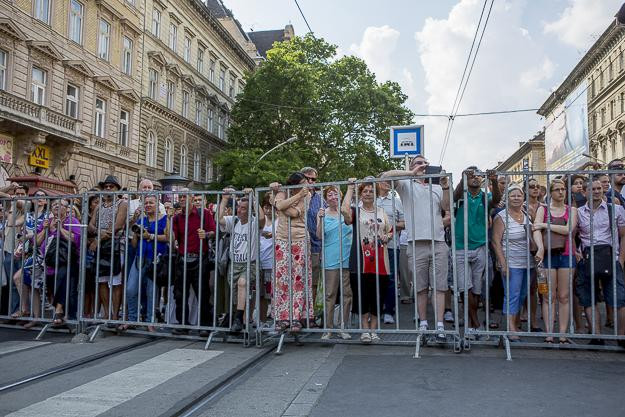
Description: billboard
545,80,589,170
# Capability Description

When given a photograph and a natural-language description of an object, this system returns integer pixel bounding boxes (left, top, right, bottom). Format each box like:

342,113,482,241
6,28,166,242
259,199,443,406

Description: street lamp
256,136,299,164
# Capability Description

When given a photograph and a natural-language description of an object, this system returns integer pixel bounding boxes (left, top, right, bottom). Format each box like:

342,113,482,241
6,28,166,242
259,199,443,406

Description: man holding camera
171,189,216,335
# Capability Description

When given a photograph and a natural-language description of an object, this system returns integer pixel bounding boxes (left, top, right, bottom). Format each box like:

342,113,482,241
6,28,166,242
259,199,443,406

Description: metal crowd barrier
463,169,625,359
254,174,462,356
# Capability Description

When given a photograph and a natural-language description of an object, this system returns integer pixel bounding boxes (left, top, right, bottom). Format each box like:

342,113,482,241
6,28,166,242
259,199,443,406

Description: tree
214,34,414,188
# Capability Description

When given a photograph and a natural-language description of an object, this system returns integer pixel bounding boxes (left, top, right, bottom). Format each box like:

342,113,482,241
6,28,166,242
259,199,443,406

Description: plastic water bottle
537,264,549,295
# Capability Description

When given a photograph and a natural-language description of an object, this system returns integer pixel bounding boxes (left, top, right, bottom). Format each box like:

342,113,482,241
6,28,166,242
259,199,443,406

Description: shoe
465,328,476,340
321,332,332,340
436,325,446,341
199,330,211,338
370,333,381,342
339,332,352,340
418,323,428,332
360,332,371,344
444,311,454,323
588,338,605,346
231,318,243,332
172,328,189,335
383,314,395,324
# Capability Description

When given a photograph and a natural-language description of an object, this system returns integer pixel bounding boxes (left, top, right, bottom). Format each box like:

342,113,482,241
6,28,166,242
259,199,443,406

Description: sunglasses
305,175,317,182
528,184,539,189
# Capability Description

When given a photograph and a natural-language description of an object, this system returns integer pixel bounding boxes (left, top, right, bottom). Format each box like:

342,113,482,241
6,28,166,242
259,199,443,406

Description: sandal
290,321,302,333
276,321,289,333
52,312,65,327
544,337,554,344
117,324,134,332
559,338,572,344
11,310,30,319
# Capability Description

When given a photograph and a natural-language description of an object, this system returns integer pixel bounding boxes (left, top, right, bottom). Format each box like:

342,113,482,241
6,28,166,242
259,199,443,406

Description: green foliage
216,34,414,186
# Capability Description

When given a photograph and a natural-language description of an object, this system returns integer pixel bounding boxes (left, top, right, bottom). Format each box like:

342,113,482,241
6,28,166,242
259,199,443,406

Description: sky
223,0,623,177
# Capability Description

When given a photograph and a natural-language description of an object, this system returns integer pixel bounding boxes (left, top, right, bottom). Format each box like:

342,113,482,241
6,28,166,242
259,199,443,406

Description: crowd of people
0,155,623,348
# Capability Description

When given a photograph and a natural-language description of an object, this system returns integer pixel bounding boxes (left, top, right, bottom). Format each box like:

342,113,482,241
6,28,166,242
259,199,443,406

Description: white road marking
0,341,50,356
7,348,222,417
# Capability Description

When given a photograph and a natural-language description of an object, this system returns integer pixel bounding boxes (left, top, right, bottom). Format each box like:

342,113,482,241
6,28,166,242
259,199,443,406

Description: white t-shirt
221,216,258,263
259,218,278,270
395,179,445,242
129,198,166,217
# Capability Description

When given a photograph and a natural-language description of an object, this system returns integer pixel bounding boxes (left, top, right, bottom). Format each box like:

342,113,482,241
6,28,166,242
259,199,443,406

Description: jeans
383,248,398,315
46,264,79,319
126,259,155,322
501,268,530,315
4,251,21,315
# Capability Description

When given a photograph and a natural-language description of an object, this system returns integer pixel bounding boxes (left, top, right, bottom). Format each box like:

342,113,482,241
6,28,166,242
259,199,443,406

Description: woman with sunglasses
534,179,578,343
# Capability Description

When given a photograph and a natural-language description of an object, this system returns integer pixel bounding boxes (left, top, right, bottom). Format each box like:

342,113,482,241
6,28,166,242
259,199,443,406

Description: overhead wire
294,0,313,34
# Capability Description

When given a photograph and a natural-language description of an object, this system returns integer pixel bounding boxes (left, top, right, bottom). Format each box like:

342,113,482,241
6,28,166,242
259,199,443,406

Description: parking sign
390,125,424,158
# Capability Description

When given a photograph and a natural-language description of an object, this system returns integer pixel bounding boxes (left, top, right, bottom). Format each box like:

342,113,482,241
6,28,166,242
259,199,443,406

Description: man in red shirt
172,190,216,335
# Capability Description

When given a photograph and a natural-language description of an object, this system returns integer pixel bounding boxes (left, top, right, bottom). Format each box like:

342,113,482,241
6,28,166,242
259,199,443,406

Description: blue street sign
389,125,424,158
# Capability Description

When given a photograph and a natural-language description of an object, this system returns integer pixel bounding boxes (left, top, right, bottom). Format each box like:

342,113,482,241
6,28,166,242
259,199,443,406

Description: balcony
0,90,83,142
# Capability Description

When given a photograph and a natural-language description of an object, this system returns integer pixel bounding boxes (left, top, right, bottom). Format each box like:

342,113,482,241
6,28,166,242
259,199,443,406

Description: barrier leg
503,335,512,361
89,324,101,342
414,334,422,359
276,332,286,355
35,323,51,341
204,332,215,351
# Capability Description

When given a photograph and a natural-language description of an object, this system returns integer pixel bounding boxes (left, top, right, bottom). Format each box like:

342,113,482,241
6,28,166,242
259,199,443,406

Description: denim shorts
545,252,576,269
575,260,625,308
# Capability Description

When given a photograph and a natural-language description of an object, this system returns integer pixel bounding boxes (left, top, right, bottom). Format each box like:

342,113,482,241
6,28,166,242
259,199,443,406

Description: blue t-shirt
136,215,168,261
322,213,352,269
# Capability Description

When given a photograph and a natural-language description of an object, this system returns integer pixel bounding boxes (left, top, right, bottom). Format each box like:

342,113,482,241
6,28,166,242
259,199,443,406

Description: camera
173,202,180,210
131,224,142,234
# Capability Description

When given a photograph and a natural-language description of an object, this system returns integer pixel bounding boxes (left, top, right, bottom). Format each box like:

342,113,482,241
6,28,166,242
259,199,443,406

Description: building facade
0,0,145,190
0,0,257,191
494,131,546,185
139,0,256,187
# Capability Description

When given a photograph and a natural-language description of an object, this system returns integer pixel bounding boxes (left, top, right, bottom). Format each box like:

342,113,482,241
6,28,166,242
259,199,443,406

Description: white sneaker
321,332,332,340
419,323,428,332
436,325,446,341
383,314,395,324
444,311,454,323
339,332,352,340
360,332,371,343
465,327,476,340
370,332,381,342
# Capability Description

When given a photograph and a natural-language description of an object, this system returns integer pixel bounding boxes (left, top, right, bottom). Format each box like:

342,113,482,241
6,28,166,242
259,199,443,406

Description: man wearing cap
88,175,128,322
606,159,625,206
453,166,501,335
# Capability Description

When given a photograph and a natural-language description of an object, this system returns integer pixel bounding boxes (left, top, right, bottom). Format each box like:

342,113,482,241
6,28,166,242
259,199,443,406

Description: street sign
390,125,423,159
29,145,51,169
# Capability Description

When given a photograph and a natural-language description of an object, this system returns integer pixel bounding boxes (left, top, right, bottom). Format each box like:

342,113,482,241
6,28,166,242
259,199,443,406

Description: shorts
407,241,449,292
545,252,576,269
455,245,488,295
576,260,625,308
228,261,256,305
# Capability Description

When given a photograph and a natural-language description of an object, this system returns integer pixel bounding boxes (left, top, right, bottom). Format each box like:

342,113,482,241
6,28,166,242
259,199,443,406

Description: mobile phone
425,165,442,184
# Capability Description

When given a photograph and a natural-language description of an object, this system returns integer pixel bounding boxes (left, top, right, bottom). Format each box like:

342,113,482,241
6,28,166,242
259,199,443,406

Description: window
164,138,173,172
31,67,46,105
229,76,235,98
34,0,50,24
180,145,188,177
166,81,175,110
152,8,161,37
205,159,213,182
182,90,189,117
69,0,83,43
592,113,597,133
126,0,135,7
600,69,604,89
184,37,191,62
621,93,624,113
122,37,133,75
197,48,204,73
195,100,202,125
193,152,200,181
601,108,606,126
98,20,111,60
146,132,156,167
592,77,596,98
0,50,6,91
65,84,79,118
218,114,223,139
611,100,615,120
610,61,614,81
94,98,106,138
169,23,177,52
119,110,129,146
219,68,225,91
207,108,213,132
148,69,158,99
612,137,617,157
209,59,215,83
620,51,624,72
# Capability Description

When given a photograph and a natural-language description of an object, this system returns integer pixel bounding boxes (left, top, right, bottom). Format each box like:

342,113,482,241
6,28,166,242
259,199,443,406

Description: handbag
45,236,77,267
94,238,122,276
583,244,615,277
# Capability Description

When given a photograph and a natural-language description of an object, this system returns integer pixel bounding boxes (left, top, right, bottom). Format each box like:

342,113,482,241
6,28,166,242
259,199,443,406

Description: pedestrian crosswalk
6,348,222,417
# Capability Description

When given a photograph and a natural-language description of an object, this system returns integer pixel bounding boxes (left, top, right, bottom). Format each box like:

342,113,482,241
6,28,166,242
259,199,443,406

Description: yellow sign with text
29,145,51,169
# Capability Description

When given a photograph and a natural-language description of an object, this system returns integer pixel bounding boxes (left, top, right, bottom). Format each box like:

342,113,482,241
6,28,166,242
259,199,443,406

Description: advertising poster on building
545,81,589,170
0,134,13,164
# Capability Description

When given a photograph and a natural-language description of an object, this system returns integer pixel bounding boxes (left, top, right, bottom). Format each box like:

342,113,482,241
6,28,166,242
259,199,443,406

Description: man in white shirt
383,155,450,339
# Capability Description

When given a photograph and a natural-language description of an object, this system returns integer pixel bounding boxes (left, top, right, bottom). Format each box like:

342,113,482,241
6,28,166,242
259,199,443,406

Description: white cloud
350,25,401,82
544,0,621,50
415,0,554,177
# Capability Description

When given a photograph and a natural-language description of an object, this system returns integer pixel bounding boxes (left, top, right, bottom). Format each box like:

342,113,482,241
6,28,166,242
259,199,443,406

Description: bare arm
381,169,413,178
273,188,307,211
341,180,356,225
491,216,506,270
113,201,128,234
